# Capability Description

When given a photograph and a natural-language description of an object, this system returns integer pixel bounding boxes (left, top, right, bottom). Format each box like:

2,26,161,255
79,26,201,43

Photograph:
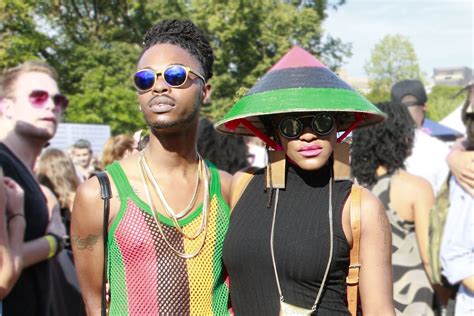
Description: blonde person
36,148,84,316
37,148,80,238
216,46,394,315
100,134,136,168
0,60,68,315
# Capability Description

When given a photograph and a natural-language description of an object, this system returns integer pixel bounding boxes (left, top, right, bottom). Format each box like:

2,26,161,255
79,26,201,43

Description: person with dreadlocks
72,19,232,315
351,101,438,315
216,46,395,315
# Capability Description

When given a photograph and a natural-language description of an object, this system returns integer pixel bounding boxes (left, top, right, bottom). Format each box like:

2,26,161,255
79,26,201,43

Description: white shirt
247,143,268,168
405,129,450,194
440,177,474,315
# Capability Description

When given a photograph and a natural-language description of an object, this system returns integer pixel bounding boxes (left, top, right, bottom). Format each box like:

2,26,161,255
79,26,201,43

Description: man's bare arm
447,143,474,196
71,176,108,316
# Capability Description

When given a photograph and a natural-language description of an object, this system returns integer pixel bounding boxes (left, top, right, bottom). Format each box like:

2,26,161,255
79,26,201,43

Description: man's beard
145,102,200,131
15,121,56,143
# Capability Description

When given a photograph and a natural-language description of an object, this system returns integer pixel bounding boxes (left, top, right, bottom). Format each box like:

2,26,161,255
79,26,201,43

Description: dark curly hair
350,102,416,187
197,117,249,174
141,19,214,81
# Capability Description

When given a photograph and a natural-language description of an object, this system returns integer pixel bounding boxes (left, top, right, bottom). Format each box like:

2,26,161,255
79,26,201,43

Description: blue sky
324,0,473,78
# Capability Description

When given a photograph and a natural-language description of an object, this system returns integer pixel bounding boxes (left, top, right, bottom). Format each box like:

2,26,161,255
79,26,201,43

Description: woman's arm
357,188,395,315
412,177,435,279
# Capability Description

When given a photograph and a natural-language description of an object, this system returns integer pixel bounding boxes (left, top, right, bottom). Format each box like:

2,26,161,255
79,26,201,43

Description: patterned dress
105,161,230,315
371,174,435,315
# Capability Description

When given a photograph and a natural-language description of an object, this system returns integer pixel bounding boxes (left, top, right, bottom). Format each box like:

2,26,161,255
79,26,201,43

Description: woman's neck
376,166,388,177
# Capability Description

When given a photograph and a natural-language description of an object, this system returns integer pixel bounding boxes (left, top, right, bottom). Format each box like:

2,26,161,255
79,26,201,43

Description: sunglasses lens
163,65,187,87
53,94,69,110
29,90,49,107
279,117,303,139
134,70,156,91
312,114,335,135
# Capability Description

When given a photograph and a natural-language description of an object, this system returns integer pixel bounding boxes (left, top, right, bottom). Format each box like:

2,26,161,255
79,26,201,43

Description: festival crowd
0,18,472,316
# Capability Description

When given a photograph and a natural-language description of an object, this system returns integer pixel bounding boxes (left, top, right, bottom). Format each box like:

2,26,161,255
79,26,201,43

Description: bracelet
44,235,58,259
7,213,25,224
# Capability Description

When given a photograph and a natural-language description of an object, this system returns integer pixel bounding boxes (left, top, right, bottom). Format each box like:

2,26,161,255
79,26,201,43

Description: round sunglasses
278,113,336,139
133,65,206,92
29,90,69,110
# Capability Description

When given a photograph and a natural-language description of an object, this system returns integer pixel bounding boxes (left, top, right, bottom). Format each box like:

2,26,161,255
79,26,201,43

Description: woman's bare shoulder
395,170,433,194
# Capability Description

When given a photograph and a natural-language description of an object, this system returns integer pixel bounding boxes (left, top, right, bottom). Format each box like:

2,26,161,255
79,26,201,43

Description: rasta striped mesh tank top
105,161,230,315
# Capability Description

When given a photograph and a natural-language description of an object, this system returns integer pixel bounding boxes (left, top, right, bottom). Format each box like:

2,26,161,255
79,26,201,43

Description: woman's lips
298,145,322,157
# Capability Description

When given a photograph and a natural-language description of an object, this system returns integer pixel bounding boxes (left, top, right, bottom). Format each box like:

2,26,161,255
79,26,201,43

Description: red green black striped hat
215,46,386,147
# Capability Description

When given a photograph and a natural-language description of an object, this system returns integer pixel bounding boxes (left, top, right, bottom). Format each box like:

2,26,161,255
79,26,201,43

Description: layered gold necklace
137,151,210,259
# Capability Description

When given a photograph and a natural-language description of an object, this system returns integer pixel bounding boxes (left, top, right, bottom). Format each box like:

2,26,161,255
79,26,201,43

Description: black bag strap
94,171,112,316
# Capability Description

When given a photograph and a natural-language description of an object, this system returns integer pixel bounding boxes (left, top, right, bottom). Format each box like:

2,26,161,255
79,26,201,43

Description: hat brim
215,88,386,136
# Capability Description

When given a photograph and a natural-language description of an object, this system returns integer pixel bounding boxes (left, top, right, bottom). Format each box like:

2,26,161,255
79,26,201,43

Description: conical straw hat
215,46,386,139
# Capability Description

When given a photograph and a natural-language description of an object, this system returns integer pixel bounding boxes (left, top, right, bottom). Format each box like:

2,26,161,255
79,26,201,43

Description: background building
433,67,473,86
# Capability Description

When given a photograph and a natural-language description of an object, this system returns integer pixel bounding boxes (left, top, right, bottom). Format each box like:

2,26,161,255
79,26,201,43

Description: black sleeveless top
223,163,352,315
0,143,51,316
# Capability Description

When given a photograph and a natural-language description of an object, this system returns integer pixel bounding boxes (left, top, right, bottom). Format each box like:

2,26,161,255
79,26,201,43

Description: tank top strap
371,174,392,209
105,159,223,205
105,161,134,202
371,175,390,195
205,160,221,198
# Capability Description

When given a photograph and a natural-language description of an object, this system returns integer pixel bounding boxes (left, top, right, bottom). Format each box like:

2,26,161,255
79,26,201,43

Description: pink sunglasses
29,90,69,110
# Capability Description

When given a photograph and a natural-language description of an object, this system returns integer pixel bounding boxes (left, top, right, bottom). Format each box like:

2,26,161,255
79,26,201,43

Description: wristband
7,213,25,224
44,235,57,259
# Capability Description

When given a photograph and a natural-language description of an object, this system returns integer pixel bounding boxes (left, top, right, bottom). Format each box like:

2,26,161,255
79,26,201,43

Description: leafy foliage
364,34,422,98
426,85,464,122
0,0,350,134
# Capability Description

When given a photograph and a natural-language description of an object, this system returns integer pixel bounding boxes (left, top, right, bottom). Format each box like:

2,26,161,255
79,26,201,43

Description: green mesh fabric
105,161,230,315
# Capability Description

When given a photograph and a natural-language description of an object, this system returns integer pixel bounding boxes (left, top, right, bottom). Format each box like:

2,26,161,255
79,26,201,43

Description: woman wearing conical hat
216,46,395,315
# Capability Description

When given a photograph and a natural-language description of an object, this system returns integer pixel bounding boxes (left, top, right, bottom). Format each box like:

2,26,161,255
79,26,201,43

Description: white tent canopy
440,104,464,135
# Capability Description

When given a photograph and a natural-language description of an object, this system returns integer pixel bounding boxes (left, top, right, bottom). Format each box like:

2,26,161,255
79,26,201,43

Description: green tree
364,34,422,99
0,1,52,68
427,85,464,122
0,0,351,134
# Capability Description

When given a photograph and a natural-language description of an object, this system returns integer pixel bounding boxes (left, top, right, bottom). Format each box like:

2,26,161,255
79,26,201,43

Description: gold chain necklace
139,152,208,240
141,151,201,219
270,177,334,312
137,154,210,259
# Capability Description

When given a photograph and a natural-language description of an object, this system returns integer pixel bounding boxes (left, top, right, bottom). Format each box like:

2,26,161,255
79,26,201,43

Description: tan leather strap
230,167,258,209
347,184,362,316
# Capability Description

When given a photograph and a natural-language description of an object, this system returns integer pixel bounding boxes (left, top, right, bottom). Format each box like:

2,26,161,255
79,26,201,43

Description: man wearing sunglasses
72,19,232,315
0,60,68,315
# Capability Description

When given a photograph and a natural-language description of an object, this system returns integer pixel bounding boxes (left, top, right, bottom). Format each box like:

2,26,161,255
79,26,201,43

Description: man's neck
2,133,46,170
145,130,199,174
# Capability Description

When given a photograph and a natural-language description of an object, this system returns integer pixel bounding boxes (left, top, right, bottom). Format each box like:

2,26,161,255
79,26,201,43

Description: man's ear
202,83,212,104
0,98,14,119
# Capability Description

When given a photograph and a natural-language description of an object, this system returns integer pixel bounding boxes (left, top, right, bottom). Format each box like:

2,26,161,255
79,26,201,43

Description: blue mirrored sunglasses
133,65,206,91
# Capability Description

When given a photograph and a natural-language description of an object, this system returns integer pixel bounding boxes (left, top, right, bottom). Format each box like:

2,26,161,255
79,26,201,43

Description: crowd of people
0,18,472,316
